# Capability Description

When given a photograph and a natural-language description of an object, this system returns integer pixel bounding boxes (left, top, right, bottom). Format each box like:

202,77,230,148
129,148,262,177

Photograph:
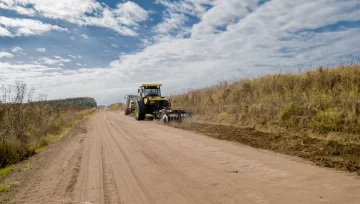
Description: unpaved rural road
11,111,360,204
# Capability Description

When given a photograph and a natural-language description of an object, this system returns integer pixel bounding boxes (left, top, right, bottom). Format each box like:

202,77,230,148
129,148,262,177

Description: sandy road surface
11,111,360,204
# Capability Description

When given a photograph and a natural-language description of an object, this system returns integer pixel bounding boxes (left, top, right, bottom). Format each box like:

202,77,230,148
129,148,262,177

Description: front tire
135,100,146,120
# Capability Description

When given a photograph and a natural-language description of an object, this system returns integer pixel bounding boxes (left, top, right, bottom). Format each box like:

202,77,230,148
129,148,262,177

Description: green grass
0,184,10,192
0,181,20,193
0,166,14,177
34,145,48,152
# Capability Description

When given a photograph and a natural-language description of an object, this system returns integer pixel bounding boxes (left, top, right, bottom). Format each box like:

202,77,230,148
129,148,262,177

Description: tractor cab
138,84,162,98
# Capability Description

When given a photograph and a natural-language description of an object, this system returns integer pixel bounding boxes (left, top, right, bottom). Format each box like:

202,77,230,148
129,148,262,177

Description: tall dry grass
107,103,124,111
171,64,360,135
0,82,96,168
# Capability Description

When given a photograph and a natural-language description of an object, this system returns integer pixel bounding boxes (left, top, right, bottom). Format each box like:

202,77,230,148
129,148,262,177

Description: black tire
135,100,146,120
124,108,130,115
160,100,169,109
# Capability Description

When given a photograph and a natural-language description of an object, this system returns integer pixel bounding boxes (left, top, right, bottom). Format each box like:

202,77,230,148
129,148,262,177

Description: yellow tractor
132,84,191,122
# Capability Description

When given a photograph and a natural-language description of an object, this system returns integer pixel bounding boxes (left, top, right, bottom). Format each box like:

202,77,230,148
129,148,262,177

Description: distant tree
45,97,97,107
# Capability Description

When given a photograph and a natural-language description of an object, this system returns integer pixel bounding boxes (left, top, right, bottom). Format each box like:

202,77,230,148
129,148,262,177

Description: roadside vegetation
107,103,123,111
0,82,97,170
171,64,360,173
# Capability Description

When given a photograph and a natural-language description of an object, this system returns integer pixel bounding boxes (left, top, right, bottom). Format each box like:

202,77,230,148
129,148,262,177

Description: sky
0,0,359,105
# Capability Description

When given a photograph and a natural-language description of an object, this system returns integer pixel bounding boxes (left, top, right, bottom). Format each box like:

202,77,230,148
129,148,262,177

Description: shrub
0,82,96,168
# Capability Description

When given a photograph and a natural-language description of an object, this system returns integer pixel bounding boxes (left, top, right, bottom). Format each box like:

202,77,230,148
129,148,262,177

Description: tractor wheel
124,108,130,115
135,100,146,120
160,100,169,109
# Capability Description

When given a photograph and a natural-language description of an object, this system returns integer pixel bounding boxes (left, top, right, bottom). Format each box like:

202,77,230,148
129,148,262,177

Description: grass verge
33,108,97,153
0,166,14,177
0,184,10,192
107,103,123,111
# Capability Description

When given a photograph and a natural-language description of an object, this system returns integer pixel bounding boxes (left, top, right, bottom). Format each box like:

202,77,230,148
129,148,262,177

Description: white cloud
153,12,187,34
113,1,149,26
11,46,23,53
155,0,214,18
77,55,82,59
0,16,68,36
0,1,36,16
53,56,71,63
111,44,118,48
68,55,77,59
191,0,257,36
36,48,46,52
38,57,60,65
76,63,87,66
81,34,88,39
70,36,75,40
38,56,71,66
0,0,149,36
0,25,12,36
0,51,14,58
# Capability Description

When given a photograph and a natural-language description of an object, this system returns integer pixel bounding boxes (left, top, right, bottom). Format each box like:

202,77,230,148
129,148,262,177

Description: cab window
144,88,161,96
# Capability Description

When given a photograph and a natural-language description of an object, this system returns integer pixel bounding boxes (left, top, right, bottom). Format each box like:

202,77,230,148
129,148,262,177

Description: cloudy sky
0,0,359,105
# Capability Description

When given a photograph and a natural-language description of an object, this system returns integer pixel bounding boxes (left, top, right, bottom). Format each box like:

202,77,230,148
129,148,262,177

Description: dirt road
9,111,360,204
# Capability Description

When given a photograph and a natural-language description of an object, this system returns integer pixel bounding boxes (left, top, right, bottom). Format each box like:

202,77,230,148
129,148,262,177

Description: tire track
9,124,88,204
99,135,122,203
101,143,110,204
99,114,125,204
71,114,105,204
100,113,149,203
103,114,155,204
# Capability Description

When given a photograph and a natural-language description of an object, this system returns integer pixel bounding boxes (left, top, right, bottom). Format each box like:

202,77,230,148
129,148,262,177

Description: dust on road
8,111,360,204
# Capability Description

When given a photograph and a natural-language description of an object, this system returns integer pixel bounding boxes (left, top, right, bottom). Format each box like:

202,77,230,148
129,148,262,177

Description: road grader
124,84,192,123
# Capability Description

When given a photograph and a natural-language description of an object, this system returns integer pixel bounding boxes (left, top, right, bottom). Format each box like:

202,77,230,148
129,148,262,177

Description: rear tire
124,108,130,115
135,100,146,120
160,100,169,109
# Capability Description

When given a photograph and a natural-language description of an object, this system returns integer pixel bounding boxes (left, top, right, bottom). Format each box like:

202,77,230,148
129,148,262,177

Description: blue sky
0,0,359,105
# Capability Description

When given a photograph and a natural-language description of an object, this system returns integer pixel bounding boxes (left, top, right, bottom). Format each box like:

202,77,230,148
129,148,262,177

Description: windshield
144,88,161,96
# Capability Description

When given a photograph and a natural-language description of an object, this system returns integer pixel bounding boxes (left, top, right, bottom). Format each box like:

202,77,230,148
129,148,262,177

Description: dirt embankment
170,121,360,175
